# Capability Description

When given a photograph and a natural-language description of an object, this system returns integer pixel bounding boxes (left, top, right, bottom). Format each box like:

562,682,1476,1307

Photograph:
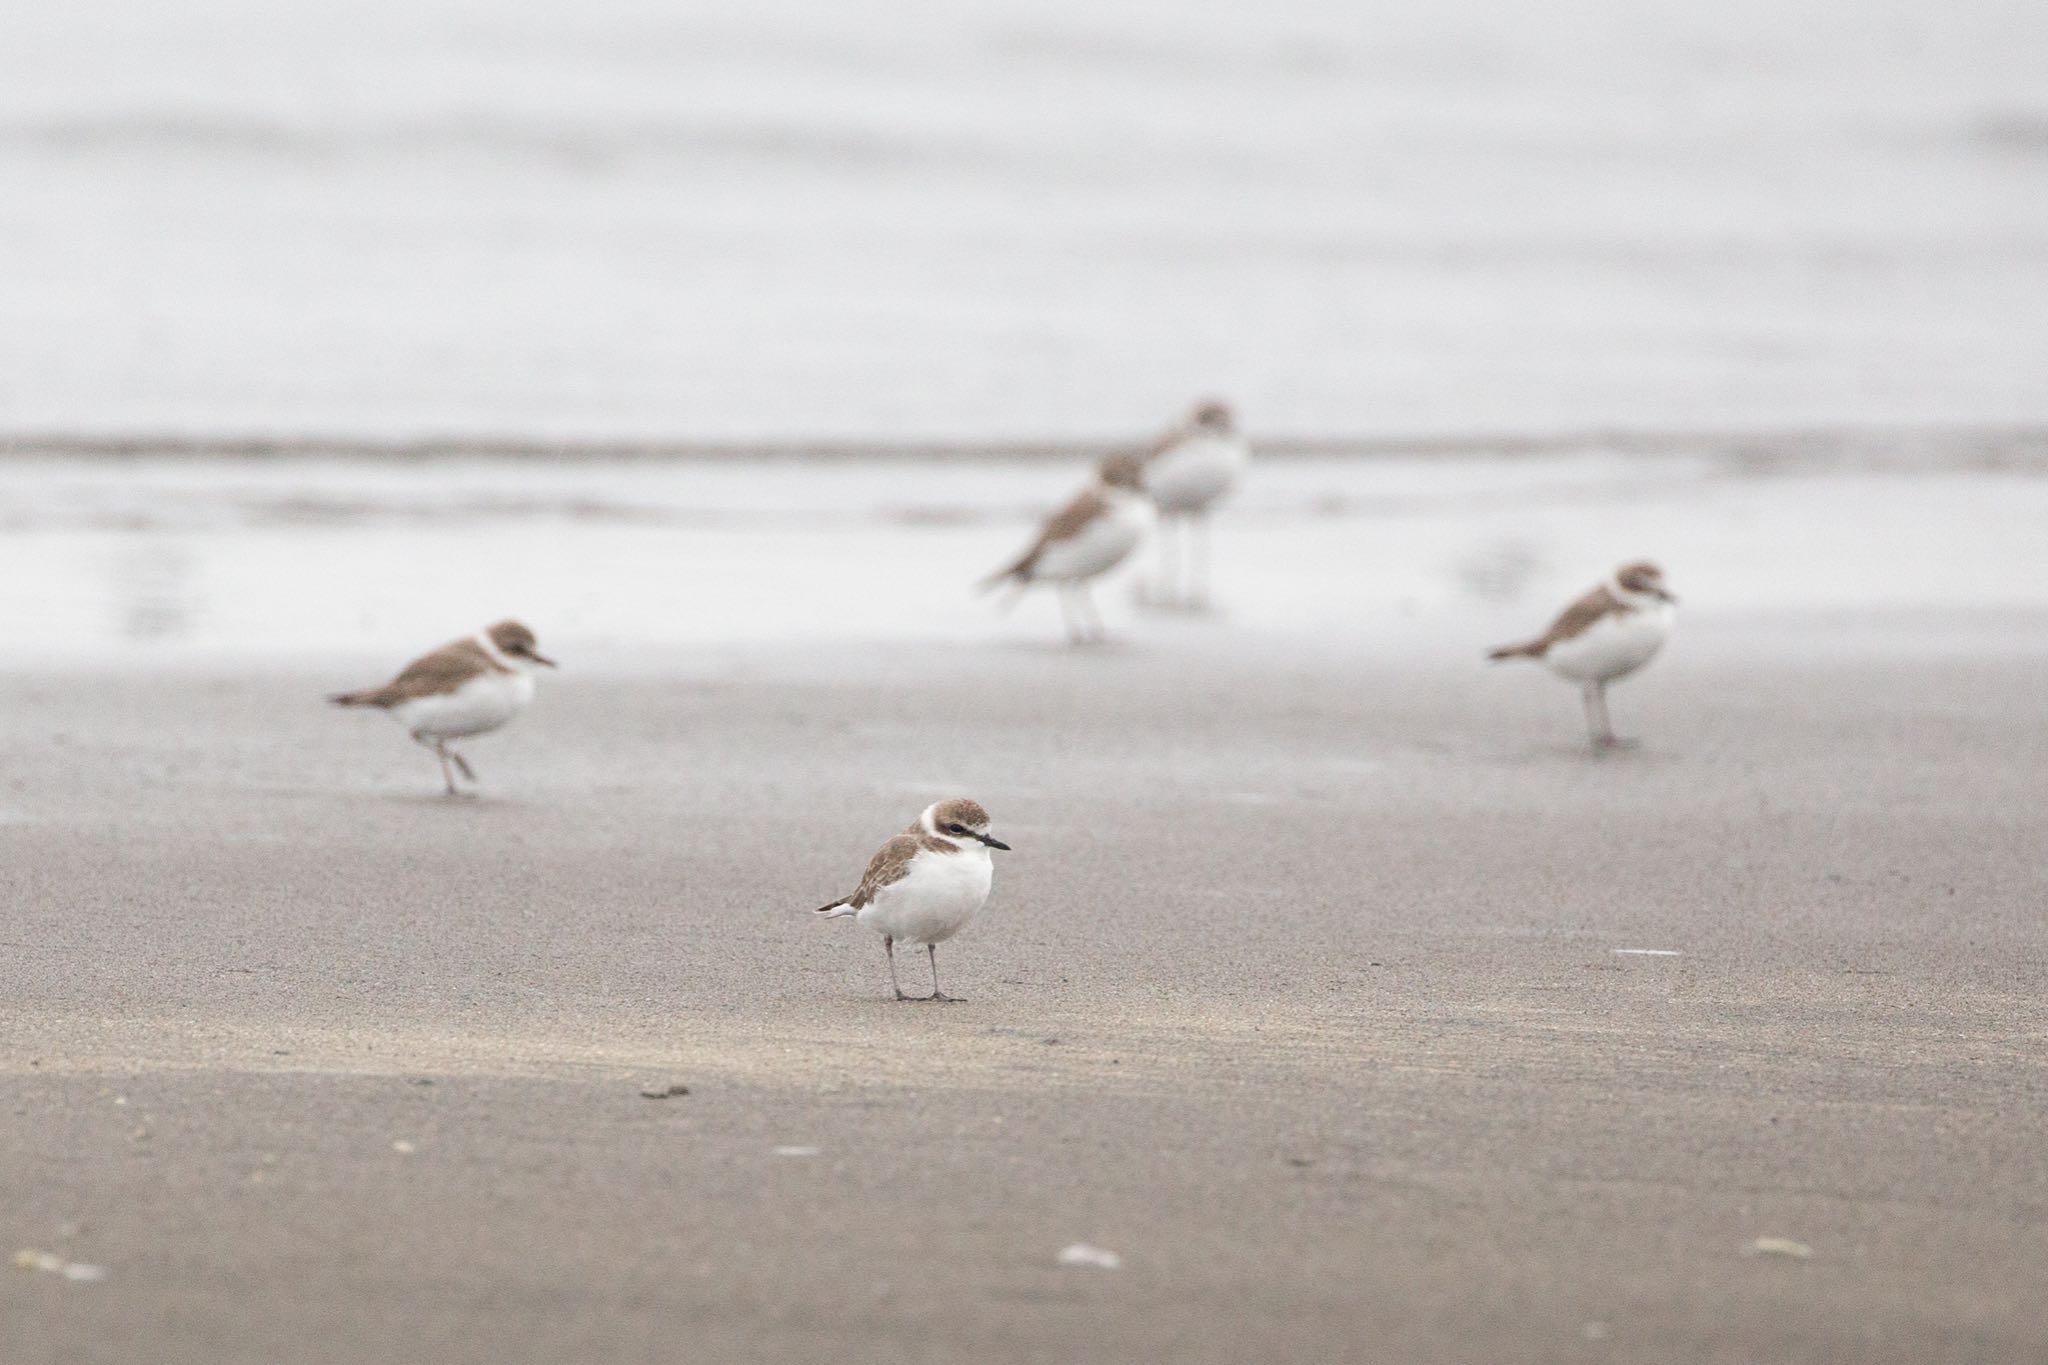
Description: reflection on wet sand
0,442,2040,667
111,542,199,644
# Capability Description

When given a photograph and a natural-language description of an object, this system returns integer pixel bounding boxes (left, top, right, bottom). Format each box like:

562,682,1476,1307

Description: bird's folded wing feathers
1141,422,1192,463
349,638,498,706
1536,584,1626,649
989,486,1110,584
847,833,924,909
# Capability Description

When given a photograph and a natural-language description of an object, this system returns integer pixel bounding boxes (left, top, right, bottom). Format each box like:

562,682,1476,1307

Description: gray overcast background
3,0,2044,440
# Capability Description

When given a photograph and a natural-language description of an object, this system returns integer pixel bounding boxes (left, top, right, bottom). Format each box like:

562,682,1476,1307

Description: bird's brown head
1615,562,1676,603
487,619,557,667
926,798,1010,850
1190,398,1236,431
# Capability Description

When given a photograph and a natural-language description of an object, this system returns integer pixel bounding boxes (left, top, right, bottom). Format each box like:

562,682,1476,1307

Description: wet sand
3,620,2047,1363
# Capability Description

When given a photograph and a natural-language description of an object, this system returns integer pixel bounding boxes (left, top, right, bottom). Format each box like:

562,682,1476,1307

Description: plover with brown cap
1137,398,1250,606
980,453,1155,643
1489,562,1677,749
813,799,1011,1002
330,620,556,795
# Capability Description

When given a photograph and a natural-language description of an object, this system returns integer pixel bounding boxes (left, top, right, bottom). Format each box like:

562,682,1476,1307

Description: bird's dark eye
947,824,967,834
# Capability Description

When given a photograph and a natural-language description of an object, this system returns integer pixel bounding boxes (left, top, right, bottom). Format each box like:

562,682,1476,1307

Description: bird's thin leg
885,936,909,1001
925,944,961,1002
1158,514,1181,604
1583,681,1617,749
1057,585,1084,644
1078,583,1106,642
1191,512,1211,607
448,748,477,782
431,738,458,796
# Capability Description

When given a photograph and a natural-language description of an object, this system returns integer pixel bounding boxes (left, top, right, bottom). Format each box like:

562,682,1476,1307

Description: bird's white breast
1544,604,1673,684
391,669,535,740
856,845,994,945
1032,489,1156,582
1145,434,1249,514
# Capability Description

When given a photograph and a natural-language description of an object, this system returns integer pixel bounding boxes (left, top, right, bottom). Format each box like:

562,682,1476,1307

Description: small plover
1137,398,1250,606
980,453,1156,643
1489,561,1676,748
813,798,1011,1002
329,620,556,794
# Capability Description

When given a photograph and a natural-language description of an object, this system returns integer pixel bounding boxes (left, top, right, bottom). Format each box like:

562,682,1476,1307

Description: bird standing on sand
1136,399,1250,607
329,620,556,795
980,453,1155,644
813,799,1011,1002
1488,562,1677,749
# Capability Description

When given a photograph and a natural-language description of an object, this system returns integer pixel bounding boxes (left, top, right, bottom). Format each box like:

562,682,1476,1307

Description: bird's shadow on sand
1505,740,1680,767
373,790,529,810
1130,592,1227,620
230,779,527,808
985,636,1147,659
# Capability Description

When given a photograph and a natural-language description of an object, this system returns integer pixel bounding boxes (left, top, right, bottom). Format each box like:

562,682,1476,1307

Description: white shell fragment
1744,1237,1814,1259
1057,1243,1122,1270
13,1250,107,1282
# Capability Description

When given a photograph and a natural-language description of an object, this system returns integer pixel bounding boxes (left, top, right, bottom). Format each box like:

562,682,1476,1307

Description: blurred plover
813,798,1010,1002
329,620,556,795
1488,561,1677,749
980,453,1155,643
1137,398,1250,606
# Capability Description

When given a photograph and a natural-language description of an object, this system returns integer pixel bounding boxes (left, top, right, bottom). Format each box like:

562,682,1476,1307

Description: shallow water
2,0,2045,438
4,448,2044,667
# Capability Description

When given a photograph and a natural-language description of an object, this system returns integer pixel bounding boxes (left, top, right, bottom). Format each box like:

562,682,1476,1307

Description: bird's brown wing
846,834,924,909
1139,419,1195,465
981,486,1110,587
1537,584,1626,647
330,638,498,707
1490,584,1625,660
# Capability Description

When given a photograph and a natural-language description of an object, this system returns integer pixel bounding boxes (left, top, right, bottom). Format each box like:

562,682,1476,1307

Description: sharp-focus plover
1488,562,1677,749
1137,398,1250,606
329,620,556,794
980,453,1156,643
813,798,1011,1002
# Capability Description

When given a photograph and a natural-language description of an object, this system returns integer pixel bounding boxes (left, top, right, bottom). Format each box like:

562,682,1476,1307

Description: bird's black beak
1657,589,1678,604
529,652,558,668
978,833,1011,851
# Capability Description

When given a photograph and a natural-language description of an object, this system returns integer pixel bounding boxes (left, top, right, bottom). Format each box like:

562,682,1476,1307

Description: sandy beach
4,613,2046,1363
7,0,2045,1352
